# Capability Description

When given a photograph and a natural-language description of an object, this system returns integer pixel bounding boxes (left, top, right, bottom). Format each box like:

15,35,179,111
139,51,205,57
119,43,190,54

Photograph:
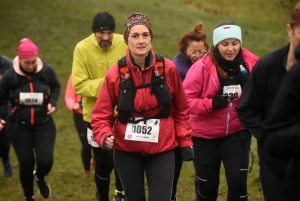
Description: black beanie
92,12,116,32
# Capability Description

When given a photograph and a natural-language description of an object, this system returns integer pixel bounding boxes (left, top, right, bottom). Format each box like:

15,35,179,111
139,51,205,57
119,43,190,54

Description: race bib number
223,85,242,99
19,92,44,105
125,118,160,143
87,128,99,147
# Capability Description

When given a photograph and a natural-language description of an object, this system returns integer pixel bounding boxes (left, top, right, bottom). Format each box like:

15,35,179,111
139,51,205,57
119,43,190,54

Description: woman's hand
0,119,6,131
72,102,81,111
104,135,115,150
47,103,57,115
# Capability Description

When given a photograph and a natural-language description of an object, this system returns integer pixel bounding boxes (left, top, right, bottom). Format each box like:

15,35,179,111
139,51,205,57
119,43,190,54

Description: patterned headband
124,12,153,44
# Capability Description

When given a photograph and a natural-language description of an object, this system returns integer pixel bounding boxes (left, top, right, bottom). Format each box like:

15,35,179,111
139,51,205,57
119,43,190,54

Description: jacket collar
125,48,156,70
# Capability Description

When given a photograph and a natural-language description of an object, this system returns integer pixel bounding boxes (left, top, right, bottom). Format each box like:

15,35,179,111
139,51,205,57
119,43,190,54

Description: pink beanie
18,38,38,59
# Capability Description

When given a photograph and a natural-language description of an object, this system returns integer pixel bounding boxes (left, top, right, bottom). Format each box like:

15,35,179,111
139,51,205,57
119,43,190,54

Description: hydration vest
117,54,173,124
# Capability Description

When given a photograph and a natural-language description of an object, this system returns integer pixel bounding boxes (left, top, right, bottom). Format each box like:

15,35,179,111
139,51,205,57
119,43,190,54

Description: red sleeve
165,58,193,147
64,75,81,112
91,65,119,147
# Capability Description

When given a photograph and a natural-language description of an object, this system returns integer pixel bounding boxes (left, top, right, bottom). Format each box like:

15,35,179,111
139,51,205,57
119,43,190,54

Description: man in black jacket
236,2,300,201
262,44,300,200
0,54,13,178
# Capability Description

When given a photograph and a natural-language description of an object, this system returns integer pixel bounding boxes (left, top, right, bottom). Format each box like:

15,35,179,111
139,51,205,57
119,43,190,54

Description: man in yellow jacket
72,11,127,201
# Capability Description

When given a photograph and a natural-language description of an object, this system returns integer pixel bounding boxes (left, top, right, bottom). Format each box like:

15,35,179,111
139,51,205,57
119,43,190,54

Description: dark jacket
236,44,289,175
0,55,13,117
0,55,12,76
262,44,300,200
173,51,193,82
0,56,60,125
263,62,300,158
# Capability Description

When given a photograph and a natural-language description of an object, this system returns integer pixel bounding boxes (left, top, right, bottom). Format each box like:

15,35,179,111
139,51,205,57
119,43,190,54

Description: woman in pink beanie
0,38,61,201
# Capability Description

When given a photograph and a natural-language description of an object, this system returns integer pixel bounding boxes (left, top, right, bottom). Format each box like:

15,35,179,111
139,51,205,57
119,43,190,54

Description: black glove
101,134,114,150
181,146,194,161
212,94,228,109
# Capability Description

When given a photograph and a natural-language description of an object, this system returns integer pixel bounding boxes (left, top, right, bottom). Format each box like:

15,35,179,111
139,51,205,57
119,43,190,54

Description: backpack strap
118,57,130,80
154,54,165,77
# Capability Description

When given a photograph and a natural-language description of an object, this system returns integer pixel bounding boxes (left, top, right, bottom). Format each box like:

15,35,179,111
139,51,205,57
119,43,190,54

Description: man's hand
47,103,57,115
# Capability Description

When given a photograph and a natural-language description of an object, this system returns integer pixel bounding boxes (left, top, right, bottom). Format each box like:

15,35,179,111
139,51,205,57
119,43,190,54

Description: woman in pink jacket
183,21,259,201
65,75,93,176
91,13,193,201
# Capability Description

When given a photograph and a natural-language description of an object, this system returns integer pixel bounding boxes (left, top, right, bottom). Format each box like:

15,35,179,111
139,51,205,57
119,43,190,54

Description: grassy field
0,0,294,200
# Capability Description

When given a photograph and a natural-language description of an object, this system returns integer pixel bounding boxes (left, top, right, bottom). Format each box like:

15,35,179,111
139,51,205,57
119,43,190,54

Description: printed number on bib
223,85,242,99
125,118,160,143
19,92,44,105
87,128,99,147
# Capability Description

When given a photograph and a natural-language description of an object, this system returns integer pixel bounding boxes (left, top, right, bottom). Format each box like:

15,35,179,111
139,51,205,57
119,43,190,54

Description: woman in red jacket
91,13,193,201
65,75,94,176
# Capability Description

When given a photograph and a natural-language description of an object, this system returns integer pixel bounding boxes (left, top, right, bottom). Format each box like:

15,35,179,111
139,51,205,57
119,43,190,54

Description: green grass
0,0,293,200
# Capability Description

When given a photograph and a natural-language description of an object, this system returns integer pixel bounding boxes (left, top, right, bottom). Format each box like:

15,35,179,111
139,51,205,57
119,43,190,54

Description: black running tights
10,118,56,198
114,148,175,201
73,113,91,172
93,146,123,201
0,127,10,161
193,130,251,201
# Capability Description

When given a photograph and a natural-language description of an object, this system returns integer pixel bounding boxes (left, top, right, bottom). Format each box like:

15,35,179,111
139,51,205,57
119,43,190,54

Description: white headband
213,25,242,47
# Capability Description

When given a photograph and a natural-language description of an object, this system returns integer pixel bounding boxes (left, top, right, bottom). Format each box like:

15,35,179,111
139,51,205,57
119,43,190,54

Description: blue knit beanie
213,25,242,47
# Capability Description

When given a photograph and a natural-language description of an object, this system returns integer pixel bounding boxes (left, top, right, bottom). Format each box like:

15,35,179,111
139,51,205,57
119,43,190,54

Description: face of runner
127,25,152,58
216,38,241,61
185,40,207,64
95,30,114,50
19,56,38,73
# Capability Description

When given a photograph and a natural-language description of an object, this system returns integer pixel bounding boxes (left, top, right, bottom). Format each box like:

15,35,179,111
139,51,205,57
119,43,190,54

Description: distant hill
182,0,294,24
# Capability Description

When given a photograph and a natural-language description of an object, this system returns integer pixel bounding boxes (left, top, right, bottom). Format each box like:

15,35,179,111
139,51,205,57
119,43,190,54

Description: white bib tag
19,92,44,105
125,118,160,143
223,85,242,99
87,128,99,147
